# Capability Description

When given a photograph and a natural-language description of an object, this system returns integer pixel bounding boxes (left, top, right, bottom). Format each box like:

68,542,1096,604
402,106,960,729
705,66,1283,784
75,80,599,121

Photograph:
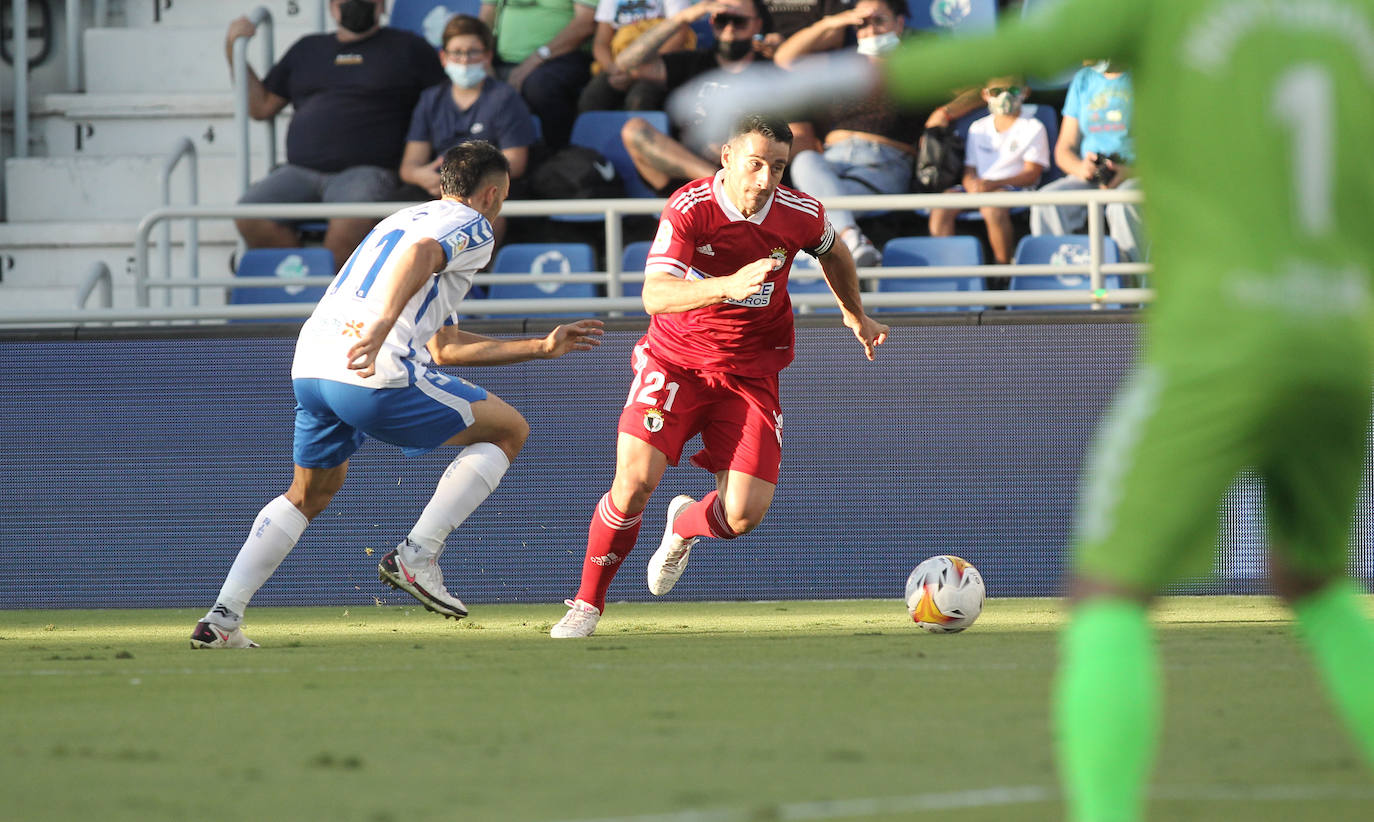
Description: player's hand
846,314,889,361
722,258,774,301
540,319,605,358
346,321,392,378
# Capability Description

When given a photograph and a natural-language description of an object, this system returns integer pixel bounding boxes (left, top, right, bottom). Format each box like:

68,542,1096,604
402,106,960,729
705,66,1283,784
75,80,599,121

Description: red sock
671,491,738,540
575,493,644,612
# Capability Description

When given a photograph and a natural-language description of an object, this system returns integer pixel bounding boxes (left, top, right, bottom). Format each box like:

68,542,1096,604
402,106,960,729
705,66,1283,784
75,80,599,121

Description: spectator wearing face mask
775,0,977,266
1030,60,1146,262
225,0,445,271
928,76,1049,265
400,15,537,249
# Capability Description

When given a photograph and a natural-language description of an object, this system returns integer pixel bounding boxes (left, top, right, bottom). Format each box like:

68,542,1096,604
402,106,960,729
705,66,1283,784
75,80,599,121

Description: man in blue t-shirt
226,0,445,270
1029,62,1147,261
400,16,538,205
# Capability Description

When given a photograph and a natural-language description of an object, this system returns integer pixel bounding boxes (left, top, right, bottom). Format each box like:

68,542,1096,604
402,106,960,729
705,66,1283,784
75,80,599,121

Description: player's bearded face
722,133,790,217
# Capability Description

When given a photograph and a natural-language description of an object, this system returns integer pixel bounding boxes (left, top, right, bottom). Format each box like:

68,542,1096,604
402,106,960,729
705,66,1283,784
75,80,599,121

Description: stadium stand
485,242,600,314
1008,234,1122,309
876,236,985,312
229,247,336,307
390,0,482,46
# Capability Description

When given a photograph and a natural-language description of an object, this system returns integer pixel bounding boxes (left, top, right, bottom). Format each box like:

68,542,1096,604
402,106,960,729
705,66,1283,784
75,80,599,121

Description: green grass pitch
2,597,1372,822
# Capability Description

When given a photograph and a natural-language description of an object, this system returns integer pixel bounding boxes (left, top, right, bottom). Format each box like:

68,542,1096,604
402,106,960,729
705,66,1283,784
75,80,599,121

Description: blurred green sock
1054,599,1158,822
1292,579,1374,766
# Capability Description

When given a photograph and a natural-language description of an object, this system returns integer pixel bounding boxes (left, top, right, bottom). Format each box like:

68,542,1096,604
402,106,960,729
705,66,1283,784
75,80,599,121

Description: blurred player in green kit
675,1,1374,818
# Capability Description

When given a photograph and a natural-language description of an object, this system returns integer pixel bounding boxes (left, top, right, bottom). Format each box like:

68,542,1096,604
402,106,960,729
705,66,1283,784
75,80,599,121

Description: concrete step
0,219,238,290
32,93,288,158
5,154,245,221
84,24,316,94
123,0,328,30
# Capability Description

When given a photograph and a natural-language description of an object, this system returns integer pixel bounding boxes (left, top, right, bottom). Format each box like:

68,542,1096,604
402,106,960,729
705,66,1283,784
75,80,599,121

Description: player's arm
815,230,888,361
641,260,776,314
427,320,604,366
347,238,447,378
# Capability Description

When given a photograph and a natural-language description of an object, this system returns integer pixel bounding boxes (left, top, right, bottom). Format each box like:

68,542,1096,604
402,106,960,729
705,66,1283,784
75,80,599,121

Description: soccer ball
905,555,985,633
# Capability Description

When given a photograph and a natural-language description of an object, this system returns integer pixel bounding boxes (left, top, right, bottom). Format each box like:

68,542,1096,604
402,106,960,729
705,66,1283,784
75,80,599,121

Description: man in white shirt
191,141,604,649
928,76,1049,265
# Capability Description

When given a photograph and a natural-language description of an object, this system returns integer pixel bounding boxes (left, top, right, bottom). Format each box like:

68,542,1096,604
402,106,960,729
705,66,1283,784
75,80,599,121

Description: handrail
12,0,28,158
74,260,112,309
158,137,200,307
232,6,277,198
10,186,1143,326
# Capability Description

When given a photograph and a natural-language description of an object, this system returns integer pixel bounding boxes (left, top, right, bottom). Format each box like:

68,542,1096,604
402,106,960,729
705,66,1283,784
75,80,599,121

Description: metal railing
231,5,277,197
0,187,1146,326
10,0,109,157
158,136,200,306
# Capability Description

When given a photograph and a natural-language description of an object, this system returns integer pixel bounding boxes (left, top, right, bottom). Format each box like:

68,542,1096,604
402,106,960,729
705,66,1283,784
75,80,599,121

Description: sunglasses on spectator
711,13,755,29
987,86,1024,96
445,48,488,60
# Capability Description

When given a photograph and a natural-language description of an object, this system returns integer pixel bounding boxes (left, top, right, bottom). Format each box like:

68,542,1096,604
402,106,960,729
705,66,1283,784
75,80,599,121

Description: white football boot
646,494,699,595
190,621,259,649
550,599,601,638
378,541,469,619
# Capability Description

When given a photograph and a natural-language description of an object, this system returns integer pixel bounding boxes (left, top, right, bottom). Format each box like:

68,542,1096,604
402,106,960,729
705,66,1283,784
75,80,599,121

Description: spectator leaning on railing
225,0,444,271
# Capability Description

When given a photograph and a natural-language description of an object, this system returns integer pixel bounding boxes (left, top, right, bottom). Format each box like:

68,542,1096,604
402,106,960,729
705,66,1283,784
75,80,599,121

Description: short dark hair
440,14,494,54
729,113,793,146
439,141,510,198
871,0,905,20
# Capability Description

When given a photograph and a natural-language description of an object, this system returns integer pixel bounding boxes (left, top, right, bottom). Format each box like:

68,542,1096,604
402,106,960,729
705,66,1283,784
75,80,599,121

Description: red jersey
643,171,836,377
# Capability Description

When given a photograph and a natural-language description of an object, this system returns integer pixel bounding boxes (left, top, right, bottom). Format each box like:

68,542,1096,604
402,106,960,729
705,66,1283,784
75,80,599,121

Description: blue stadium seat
876,236,985,312
486,242,599,314
619,240,652,299
230,247,335,308
1009,234,1122,309
390,0,481,47
569,110,671,200
906,0,997,34
789,251,839,314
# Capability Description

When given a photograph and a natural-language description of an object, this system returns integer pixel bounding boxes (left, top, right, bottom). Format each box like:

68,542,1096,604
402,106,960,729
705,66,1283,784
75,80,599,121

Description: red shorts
617,339,783,484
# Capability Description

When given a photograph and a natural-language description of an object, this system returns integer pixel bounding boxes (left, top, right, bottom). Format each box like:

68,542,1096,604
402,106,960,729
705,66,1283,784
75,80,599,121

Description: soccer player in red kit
552,114,889,637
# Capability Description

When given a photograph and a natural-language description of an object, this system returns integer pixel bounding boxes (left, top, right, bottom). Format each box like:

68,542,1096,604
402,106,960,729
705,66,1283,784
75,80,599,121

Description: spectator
480,0,597,150
613,0,778,194
758,0,858,58
400,15,538,248
577,0,697,113
1030,61,1146,261
778,0,974,266
225,0,445,271
928,76,1049,265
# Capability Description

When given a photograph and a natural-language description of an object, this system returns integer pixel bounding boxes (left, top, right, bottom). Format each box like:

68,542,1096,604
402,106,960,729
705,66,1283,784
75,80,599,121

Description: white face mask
1090,60,1112,74
445,62,487,89
987,90,1022,116
856,31,900,57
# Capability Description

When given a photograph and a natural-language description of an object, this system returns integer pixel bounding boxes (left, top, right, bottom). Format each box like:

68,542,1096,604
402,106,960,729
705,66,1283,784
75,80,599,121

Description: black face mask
716,38,753,61
338,0,378,33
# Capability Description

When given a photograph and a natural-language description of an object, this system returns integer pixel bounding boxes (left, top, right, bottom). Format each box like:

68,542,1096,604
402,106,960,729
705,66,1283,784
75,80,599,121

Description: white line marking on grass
547,783,1374,822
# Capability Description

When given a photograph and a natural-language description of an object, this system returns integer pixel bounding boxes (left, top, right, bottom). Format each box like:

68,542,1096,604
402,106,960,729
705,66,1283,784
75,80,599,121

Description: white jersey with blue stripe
291,199,495,388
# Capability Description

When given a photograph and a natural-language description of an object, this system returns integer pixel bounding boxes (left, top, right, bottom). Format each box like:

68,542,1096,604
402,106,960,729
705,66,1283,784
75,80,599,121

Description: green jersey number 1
1271,63,1334,237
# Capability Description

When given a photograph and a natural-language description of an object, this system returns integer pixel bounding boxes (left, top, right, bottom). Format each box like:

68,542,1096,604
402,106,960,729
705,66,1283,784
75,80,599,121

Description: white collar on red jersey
712,170,775,225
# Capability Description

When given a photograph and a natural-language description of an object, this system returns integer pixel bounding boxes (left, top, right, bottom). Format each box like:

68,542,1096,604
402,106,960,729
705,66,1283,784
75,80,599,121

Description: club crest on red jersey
643,407,665,433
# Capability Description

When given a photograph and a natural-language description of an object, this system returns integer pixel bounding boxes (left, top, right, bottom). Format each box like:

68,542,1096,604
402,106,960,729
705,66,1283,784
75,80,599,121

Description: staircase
2,0,321,313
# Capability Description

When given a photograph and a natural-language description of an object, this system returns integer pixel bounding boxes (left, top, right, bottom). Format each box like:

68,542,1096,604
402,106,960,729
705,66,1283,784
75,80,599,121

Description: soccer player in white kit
191,141,603,648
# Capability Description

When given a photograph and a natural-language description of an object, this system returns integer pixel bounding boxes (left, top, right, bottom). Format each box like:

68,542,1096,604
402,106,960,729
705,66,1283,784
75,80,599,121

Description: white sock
404,443,510,563
205,495,309,626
